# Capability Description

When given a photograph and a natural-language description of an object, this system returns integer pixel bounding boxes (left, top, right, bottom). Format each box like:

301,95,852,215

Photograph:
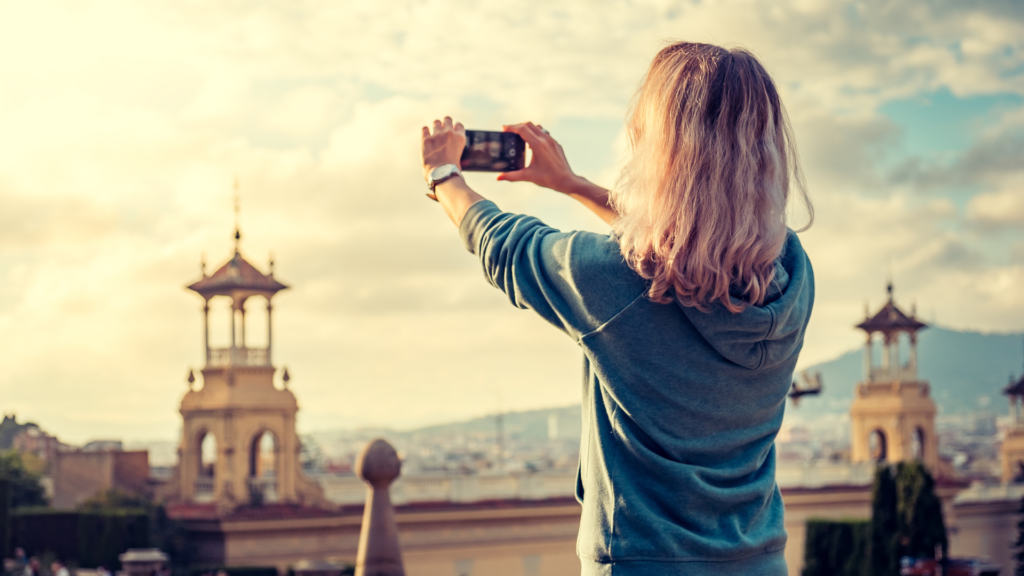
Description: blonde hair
611,42,812,313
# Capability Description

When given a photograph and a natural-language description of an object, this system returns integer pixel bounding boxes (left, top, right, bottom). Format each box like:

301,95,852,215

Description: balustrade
248,476,279,503
207,347,270,367
194,477,214,503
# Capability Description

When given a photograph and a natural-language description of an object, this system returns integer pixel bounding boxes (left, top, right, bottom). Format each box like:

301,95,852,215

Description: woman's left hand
421,117,466,179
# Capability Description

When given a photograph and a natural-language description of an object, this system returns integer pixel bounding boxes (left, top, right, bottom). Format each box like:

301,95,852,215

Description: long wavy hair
611,42,812,313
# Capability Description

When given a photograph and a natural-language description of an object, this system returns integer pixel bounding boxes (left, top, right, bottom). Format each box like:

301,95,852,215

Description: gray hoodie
460,200,814,576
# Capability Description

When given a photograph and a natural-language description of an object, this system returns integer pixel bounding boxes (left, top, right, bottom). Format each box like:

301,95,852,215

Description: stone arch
248,429,280,503
249,429,279,478
196,429,217,477
911,426,925,461
869,428,887,462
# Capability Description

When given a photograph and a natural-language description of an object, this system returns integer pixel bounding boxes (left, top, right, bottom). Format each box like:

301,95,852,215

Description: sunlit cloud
0,0,1022,443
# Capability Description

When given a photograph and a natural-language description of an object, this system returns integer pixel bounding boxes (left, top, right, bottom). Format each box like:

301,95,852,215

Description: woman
420,42,813,576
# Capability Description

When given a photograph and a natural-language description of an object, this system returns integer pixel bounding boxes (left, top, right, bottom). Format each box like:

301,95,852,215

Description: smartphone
460,130,526,172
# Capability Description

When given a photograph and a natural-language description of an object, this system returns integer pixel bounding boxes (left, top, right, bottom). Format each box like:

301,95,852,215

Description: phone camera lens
509,149,516,157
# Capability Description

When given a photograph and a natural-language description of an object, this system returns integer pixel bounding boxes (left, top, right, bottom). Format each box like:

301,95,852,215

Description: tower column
240,305,247,348
881,333,891,372
889,333,900,379
909,333,918,378
863,333,873,382
230,307,237,349
203,300,211,364
267,299,274,364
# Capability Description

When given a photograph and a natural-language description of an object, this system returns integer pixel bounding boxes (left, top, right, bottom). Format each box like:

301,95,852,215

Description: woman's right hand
497,122,580,194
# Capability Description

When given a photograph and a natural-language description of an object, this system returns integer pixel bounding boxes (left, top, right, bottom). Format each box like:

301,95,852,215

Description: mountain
408,404,581,441
792,327,1024,417
306,328,1022,450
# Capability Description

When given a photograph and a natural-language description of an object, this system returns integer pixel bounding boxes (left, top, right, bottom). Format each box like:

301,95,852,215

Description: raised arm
420,118,619,227
421,117,485,227
498,122,619,225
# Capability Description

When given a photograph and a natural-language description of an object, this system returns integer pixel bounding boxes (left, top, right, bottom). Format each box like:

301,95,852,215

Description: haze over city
1,0,1023,444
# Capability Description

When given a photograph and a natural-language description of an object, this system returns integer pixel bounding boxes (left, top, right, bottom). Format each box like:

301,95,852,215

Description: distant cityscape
3,325,1021,496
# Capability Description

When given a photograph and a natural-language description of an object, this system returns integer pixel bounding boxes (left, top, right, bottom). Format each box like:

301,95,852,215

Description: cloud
966,179,1024,226
0,0,1023,442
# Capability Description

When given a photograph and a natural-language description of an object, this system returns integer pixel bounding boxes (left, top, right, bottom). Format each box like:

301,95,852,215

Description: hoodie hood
678,230,815,370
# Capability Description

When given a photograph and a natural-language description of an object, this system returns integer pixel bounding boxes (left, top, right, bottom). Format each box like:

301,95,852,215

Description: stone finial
357,439,401,487
355,439,405,576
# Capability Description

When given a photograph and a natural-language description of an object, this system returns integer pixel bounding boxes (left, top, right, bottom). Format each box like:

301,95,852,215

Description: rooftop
856,283,927,333
187,250,287,299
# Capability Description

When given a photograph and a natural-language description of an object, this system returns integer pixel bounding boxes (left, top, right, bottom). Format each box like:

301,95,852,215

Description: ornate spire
233,176,242,252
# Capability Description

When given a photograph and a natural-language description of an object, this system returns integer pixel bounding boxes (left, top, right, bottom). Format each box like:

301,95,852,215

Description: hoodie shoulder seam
757,305,778,370
578,290,650,343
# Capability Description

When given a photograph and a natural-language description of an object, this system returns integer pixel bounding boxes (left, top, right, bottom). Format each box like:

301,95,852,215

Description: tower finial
233,176,241,252
885,258,894,301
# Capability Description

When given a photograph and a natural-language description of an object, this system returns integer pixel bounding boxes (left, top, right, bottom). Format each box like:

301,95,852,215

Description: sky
1,0,1023,444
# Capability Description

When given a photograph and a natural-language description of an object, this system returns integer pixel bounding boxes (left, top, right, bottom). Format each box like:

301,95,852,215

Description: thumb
497,169,529,182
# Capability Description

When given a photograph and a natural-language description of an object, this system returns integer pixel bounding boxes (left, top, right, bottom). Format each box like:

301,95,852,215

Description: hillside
306,327,1022,449
792,327,1024,417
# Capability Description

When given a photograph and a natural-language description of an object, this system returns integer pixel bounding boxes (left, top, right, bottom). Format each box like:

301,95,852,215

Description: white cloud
967,180,1024,226
0,0,1022,442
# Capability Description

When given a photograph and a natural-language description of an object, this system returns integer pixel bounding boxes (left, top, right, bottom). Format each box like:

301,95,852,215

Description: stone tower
1001,375,1024,482
174,225,324,511
849,283,938,471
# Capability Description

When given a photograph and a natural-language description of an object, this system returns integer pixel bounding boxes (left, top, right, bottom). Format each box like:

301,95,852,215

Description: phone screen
461,130,526,172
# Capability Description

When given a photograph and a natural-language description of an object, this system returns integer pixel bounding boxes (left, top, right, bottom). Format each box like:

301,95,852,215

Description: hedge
188,566,279,576
0,479,10,559
10,509,149,568
802,519,871,576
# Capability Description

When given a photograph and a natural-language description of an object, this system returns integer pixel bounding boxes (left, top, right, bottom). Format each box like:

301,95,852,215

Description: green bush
10,509,149,568
78,510,150,569
802,519,871,576
187,566,279,576
0,451,47,509
0,479,10,559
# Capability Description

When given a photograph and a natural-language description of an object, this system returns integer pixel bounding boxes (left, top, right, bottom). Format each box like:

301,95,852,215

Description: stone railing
775,460,875,489
248,477,279,503
312,469,577,506
207,347,270,367
194,477,214,502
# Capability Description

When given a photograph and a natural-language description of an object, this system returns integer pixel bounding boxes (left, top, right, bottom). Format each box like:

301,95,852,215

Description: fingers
503,122,545,148
428,117,464,135
496,170,528,182
421,126,430,139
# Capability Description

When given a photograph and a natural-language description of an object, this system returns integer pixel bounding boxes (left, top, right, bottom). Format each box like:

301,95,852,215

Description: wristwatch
426,164,462,201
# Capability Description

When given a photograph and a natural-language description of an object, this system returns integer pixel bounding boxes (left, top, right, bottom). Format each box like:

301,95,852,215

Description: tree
1012,494,1024,576
870,462,947,576
78,488,150,513
78,489,195,571
870,465,901,576
894,461,947,560
0,450,48,508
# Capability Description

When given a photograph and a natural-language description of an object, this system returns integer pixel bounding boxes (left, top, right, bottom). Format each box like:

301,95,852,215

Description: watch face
431,164,456,180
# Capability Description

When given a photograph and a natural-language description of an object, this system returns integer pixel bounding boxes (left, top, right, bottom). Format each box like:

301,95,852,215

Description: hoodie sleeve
459,199,592,341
